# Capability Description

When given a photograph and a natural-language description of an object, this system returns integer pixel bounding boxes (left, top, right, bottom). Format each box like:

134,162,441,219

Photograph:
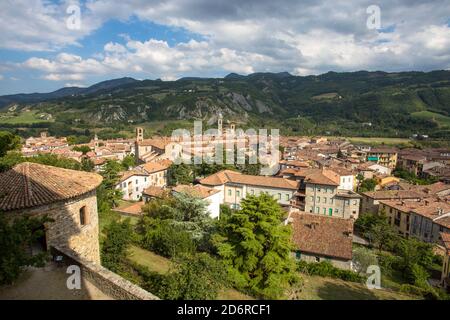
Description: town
0,114,449,300
1,0,450,307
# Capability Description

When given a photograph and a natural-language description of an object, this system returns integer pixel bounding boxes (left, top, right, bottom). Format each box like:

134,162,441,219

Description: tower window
80,206,88,226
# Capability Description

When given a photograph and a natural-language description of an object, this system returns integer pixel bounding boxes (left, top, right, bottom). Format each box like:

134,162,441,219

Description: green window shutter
329,208,333,216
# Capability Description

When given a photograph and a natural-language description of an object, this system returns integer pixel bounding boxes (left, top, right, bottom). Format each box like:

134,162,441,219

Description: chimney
437,208,443,216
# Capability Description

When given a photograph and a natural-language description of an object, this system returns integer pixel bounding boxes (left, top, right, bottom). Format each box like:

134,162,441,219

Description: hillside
1,71,450,139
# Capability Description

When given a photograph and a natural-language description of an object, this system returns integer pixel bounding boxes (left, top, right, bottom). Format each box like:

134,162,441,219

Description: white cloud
0,0,102,51
0,74,4,80
64,82,86,87
5,0,450,85
22,53,108,81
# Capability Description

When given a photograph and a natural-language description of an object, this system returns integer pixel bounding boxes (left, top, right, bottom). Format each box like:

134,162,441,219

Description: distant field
411,111,450,128
0,111,54,124
346,136,411,145
311,92,339,100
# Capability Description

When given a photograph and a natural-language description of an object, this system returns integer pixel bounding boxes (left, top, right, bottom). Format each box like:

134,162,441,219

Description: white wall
339,175,354,191
204,191,223,219
116,175,150,201
368,164,391,175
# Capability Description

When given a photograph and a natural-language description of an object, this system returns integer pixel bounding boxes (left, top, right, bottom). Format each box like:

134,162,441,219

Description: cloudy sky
0,0,449,94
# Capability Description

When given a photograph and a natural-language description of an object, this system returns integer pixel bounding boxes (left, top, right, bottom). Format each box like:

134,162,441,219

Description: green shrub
297,260,365,283
141,219,196,258
399,284,427,296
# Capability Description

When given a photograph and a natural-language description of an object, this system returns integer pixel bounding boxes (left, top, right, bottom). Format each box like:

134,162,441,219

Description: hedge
297,260,365,283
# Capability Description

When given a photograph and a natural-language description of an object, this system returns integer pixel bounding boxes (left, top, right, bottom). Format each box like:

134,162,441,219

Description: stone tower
218,113,223,135
94,134,99,150
136,127,144,142
230,122,236,135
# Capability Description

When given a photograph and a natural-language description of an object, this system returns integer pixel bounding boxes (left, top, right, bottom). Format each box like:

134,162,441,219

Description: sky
0,0,449,95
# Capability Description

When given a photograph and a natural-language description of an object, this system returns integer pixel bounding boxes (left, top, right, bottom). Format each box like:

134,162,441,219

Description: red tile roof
200,170,299,190
114,201,145,216
173,184,220,199
441,232,450,250
143,186,167,198
290,212,354,260
140,161,170,174
362,190,424,200
0,162,103,211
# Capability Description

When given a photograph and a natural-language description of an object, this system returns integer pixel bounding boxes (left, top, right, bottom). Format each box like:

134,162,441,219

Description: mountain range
1,71,450,138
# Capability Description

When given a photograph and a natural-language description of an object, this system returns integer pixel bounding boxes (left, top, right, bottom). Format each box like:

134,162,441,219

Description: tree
121,155,136,170
354,213,387,234
72,145,91,154
364,218,398,252
0,131,20,157
395,237,434,284
97,160,123,212
81,158,94,172
0,215,53,285
359,178,377,192
213,193,299,299
356,173,364,190
140,192,213,247
160,253,229,300
101,219,133,272
140,218,196,258
0,152,84,173
168,163,194,185
352,246,378,275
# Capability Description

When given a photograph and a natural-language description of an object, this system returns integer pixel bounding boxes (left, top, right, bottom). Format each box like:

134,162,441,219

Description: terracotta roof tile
200,170,299,190
173,184,220,199
118,170,149,183
0,162,103,211
137,138,169,149
290,212,354,260
139,161,171,174
143,186,167,198
441,232,450,250
411,201,450,220
362,190,424,200
114,201,144,216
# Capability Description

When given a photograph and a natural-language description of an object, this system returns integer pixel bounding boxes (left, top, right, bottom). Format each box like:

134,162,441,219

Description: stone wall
4,190,101,264
51,246,159,300
294,252,352,270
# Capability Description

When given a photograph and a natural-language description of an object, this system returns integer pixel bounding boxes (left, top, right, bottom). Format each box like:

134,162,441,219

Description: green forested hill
1,71,450,139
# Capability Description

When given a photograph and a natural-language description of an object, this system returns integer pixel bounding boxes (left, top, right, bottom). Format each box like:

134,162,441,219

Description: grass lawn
296,275,418,300
127,245,254,300
128,245,172,274
98,210,139,237
411,111,450,128
0,110,54,124
346,136,411,146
